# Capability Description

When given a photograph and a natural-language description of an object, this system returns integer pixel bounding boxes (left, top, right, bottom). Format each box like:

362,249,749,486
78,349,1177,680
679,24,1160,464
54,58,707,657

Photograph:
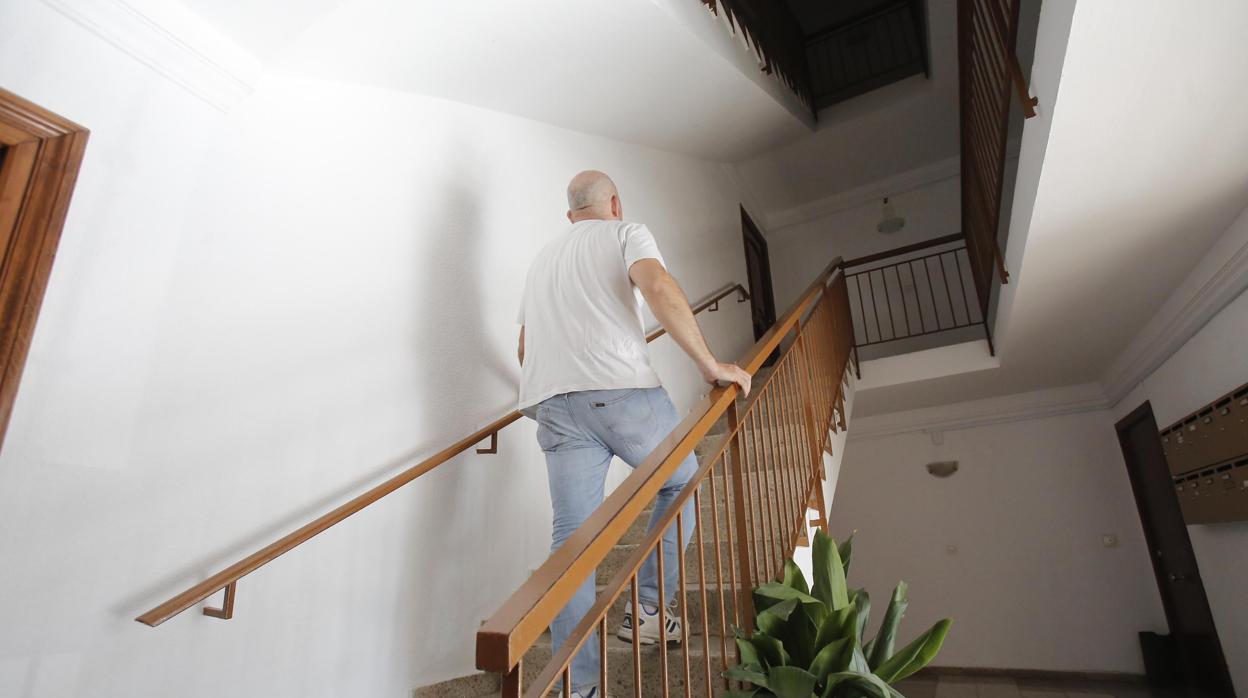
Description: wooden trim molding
0,88,89,450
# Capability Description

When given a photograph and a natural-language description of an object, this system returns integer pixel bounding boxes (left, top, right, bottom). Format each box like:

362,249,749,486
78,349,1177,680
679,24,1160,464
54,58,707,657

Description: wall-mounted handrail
475,258,850,683
135,281,751,627
646,283,748,342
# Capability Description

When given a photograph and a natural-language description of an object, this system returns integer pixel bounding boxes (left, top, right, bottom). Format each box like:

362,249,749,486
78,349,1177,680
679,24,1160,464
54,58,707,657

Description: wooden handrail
842,233,966,268
476,257,844,674
135,281,752,627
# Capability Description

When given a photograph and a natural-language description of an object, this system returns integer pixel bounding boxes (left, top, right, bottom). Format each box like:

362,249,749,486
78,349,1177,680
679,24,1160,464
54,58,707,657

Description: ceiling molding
1101,208,1248,406
41,0,260,112
848,383,1110,441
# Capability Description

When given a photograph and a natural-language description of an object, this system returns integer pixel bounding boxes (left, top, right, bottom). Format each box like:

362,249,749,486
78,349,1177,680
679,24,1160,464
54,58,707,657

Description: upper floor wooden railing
476,259,854,696
135,282,750,627
701,0,814,111
958,0,1036,319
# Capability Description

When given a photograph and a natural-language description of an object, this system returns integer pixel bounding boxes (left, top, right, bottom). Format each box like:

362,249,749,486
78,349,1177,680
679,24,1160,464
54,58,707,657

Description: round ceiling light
877,196,905,234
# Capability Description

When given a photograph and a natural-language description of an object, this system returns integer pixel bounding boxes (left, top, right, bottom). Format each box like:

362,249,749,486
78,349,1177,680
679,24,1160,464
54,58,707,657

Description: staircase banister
475,257,844,674
134,280,753,628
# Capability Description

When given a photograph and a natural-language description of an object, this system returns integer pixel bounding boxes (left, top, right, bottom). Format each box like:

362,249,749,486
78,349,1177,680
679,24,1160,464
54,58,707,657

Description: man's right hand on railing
699,359,752,397
630,259,750,397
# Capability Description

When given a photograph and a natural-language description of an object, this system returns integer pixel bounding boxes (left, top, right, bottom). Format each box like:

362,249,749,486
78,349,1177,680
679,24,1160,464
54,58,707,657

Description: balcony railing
844,233,993,362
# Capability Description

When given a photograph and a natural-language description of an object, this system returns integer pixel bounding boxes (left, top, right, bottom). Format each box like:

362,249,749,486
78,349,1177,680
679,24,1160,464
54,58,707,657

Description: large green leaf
838,534,854,578
766,666,819,698
850,590,871,645
757,598,799,640
867,582,908,669
813,600,856,653
874,618,953,684
783,559,810,595
811,531,849,610
725,665,772,689
848,644,871,675
755,582,829,627
750,632,791,668
808,637,851,682
821,670,896,698
737,637,764,670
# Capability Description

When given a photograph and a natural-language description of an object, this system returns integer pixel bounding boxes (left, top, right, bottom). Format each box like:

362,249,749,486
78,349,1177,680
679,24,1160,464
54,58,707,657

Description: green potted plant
723,530,951,698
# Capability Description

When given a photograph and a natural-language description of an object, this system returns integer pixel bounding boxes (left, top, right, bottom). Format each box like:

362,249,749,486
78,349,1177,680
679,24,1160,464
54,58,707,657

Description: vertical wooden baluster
600,616,607,697
749,403,773,580
708,457,731,642
796,333,825,515
799,330,821,465
764,383,785,573
501,660,522,698
726,401,756,633
693,487,714,697
787,357,809,546
782,359,805,548
563,666,571,698
656,538,669,696
742,403,763,584
631,577,641,697
677,513,692,698
768,359,788,551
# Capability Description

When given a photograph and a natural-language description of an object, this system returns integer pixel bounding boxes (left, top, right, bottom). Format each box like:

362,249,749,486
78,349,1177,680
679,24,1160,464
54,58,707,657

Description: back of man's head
567,170,621,222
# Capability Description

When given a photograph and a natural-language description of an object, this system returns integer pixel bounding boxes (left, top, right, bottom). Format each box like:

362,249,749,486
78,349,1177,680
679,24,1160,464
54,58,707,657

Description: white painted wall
767,174,963,312
1113,286,1248,696
0,4,758,697
832,409,1165,674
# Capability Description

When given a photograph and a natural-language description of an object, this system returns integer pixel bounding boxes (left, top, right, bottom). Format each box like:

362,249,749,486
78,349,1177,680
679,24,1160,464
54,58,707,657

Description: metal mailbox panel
1163,382,1248,525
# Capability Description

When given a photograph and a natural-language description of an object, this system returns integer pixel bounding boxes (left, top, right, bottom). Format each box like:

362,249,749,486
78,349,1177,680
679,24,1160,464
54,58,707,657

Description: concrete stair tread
524,630,739,697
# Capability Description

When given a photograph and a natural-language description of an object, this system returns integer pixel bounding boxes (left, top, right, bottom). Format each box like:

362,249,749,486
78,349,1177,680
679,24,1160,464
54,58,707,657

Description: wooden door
740,206,776,341
1116,402,1235,696
0,89,89,451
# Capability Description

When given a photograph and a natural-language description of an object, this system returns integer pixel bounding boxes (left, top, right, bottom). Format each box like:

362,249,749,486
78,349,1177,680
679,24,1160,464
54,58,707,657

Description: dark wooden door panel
1116,402,1235,696
741,206,776,342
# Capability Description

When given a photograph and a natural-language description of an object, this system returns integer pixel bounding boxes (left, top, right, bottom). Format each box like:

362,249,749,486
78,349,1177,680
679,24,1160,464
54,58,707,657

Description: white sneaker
571,688,602,698
616,601,682,645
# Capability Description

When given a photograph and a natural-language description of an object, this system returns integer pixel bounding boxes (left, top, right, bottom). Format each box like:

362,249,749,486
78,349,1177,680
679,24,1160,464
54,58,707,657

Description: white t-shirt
517,219,666,409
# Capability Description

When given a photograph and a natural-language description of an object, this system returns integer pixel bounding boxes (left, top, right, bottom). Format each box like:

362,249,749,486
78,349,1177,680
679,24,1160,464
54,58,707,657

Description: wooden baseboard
920,666,1147,684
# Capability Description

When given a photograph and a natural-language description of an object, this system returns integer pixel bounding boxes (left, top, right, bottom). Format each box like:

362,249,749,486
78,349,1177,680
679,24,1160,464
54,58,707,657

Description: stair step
524,631,739,697
411,671,500,697
599,539,738,583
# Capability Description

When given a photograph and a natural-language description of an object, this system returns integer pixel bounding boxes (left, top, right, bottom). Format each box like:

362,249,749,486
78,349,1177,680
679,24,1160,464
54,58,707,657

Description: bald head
566,170,622,222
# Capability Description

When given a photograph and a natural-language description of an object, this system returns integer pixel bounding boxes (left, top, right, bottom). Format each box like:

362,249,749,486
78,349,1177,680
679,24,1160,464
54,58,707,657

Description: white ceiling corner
43,0,262,112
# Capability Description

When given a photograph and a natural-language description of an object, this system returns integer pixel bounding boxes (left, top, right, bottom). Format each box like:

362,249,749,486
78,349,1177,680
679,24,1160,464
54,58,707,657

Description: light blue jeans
536,386,698,693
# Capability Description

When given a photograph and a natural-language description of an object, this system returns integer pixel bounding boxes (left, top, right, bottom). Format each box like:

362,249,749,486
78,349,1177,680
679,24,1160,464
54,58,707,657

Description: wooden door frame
0,88,89,451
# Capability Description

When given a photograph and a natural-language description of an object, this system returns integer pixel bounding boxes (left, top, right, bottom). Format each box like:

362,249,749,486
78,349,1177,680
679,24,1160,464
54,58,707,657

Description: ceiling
854,0,1248,417
179,0,813,161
